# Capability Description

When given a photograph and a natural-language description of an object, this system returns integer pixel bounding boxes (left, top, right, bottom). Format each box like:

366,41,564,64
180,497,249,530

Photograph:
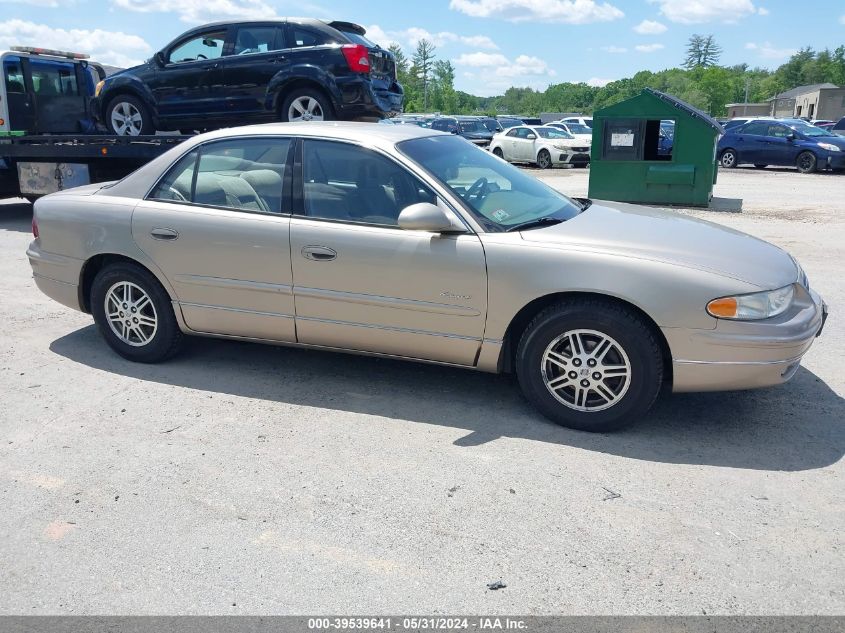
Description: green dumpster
588,88,724,207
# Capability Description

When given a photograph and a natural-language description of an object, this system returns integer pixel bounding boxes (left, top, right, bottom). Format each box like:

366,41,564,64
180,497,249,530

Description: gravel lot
1,167,843,615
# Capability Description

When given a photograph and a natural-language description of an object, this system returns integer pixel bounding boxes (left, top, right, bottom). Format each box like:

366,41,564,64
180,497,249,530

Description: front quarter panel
479,233,761,342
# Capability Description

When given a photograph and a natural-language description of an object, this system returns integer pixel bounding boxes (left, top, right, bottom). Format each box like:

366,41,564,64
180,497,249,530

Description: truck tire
106,95,154,136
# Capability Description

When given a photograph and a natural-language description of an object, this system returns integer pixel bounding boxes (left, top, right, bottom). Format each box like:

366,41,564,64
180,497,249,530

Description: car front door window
301,139,435,227
168,31,227,64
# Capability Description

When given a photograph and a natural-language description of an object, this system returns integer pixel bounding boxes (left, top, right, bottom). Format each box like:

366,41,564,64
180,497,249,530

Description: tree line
390,35,845,117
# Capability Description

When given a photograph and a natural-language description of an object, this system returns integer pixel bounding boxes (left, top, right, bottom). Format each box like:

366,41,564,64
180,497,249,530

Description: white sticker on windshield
492,209,510,221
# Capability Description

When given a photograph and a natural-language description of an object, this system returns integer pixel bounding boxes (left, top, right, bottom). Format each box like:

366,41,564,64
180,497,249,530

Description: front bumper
666,285,827,393
822,152,845,170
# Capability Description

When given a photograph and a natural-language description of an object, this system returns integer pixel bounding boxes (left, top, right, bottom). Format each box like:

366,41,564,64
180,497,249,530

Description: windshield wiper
505,217,564,232
573,197,592,211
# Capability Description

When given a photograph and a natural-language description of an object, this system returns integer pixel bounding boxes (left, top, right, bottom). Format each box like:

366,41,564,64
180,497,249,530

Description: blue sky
0,0,842,96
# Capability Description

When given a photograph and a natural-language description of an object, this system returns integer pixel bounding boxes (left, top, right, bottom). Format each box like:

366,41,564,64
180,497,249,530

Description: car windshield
788,121,836,137
566,123,592,134
398,135,582,232
482,119,501,132
459,120,484,133
535,127,573,139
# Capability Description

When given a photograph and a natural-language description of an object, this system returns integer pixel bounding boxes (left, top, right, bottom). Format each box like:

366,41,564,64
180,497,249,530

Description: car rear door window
149,138,291,214
301,140,435,227
768,124,791,138
741,122,769,136
233,26,285,55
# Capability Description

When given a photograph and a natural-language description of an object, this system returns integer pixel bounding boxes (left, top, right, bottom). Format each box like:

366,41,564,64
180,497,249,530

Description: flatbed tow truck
0,46,189,200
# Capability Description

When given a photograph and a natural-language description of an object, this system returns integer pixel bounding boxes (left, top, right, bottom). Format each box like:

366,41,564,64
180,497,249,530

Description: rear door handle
301,245,337,261
150,227,179,241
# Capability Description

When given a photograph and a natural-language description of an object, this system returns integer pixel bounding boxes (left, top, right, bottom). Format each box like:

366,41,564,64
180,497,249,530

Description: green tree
684,34,722,69
412,39,437,111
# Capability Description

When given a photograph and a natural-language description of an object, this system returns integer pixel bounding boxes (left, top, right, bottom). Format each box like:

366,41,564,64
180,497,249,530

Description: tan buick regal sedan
27,122,828,431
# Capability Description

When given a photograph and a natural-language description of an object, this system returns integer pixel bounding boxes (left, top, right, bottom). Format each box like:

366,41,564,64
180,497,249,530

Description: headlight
707,285,795,320
817,142,841,152
95,80,105,97
553,143,569,150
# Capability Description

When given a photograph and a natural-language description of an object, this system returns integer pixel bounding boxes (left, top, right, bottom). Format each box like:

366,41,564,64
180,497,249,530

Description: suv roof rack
10,46,89,60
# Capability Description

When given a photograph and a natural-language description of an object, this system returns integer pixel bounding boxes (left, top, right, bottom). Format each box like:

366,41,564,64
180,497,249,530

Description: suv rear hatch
329,21,397,84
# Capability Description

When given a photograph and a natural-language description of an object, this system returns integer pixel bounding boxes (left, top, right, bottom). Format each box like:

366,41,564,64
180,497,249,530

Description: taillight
341,44,370,73
31,215,39,238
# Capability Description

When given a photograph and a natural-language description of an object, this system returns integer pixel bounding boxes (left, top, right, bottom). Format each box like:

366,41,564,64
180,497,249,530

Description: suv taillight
341,44,370,73
31,215,39,238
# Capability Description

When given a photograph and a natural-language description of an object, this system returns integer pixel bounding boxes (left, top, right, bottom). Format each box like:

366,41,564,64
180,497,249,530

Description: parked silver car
28,122,828,431
490,125,590,169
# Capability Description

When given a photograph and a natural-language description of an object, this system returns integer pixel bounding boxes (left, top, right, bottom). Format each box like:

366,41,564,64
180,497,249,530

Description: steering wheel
196,54,207,60
464,176,489,204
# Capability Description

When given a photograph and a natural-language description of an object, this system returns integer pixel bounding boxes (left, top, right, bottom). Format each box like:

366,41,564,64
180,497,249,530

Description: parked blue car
718,118,845,173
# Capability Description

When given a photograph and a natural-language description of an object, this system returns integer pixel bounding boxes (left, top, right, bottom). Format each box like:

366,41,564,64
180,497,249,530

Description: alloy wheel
110,102,143,136
540,329,632,412
721,151,736,168
104,281,158,347
288,97,324,122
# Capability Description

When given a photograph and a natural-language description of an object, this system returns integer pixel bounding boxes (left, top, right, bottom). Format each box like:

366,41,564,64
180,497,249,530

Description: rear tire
90,262,183,363
720,149,738,168
796,151,817,174
516,299,663,432
106,95,154,136
280,88,334,123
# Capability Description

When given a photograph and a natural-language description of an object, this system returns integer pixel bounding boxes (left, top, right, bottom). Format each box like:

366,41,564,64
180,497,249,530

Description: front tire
106,95,154,136
91,263,183,363
720,149,738,168
537,149,552,170
516,299,663,432
492,147,504,158
796,151,817,174
281,89,334,123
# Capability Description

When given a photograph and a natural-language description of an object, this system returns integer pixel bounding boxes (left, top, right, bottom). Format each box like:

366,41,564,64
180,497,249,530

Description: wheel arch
79,253,174,314
498,291,672,384
101,84,156,120
273,77,338,117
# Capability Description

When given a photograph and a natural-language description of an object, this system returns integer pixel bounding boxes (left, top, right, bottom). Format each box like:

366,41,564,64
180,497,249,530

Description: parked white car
561,116,593,128
548,121,593,144
490,125,591,169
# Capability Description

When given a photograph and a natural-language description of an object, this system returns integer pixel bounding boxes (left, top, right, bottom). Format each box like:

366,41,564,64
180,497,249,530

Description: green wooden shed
588,88,725,207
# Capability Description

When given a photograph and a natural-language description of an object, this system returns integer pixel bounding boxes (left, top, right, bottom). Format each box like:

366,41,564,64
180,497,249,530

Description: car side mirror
154,51,166,67
398,202,466,233
526,133,536,140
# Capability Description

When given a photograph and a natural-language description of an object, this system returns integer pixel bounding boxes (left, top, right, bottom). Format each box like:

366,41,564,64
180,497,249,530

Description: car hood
519,201,798,290
813,135,845,149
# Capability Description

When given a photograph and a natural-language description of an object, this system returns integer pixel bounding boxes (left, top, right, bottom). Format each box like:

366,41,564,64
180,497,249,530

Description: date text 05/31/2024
307,617,528,630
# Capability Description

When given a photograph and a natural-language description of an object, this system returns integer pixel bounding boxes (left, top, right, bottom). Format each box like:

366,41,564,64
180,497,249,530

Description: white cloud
635,43,665,53
449,0,624,24
0,0,66,6
601,45,628,53
757,6,769,15
365,25,498,51
633,19,667,34
586,77,613,87
839,14,845,25
454,52,510,67
112,0,278,24
454,51,555,80
745,41,797,60
652,0,761,24
0,19,151,67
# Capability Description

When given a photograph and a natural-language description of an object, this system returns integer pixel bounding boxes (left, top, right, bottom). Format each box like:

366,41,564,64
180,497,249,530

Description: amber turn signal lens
707,297,738,318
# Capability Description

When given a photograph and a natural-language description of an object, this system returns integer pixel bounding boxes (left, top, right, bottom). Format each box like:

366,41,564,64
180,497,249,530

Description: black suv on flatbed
94,19,403,135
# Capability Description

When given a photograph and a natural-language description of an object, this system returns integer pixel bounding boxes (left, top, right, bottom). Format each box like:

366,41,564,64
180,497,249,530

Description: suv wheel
106,95,154,136
516,299,663,432
796,151,817,174
281,89,333,123
91,262,183,363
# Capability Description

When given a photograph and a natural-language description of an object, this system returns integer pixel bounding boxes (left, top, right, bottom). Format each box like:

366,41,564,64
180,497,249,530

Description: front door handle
150,227,179,241
301,245,337,261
